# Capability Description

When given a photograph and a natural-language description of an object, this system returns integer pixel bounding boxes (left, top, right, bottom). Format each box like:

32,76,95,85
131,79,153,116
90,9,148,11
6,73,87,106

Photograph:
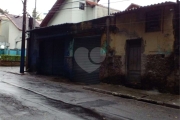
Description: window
145,9,161,32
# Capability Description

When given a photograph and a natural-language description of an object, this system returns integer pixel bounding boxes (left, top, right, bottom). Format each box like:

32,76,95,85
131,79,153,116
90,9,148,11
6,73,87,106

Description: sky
0,0,177,17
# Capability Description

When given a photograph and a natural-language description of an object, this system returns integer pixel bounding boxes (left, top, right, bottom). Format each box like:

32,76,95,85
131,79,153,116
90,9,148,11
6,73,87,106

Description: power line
21,0,24,4
43,6,180,18
42,1,177,16
100,0,131,4
44,6,119,16
51,0,130,7
24,0,176,18
46,0,130,12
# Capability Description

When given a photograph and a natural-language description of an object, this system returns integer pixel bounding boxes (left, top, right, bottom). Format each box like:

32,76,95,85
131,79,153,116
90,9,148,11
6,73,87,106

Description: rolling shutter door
39,39,64,75
73,35,101,84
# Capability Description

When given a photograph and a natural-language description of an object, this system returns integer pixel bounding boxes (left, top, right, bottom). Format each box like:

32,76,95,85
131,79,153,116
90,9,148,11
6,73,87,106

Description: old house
40,0,119,27
28,1,179,93
100,1,179,93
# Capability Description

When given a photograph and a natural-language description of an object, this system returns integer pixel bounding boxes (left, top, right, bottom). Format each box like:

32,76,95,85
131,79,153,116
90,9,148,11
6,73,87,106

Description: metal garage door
39,39,64,75
39,40,53,75
73,35,101,84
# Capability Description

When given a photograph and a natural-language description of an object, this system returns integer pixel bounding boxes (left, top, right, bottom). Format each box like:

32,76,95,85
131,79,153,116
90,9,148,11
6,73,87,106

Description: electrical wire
51,0,131,7
43,9,180,21
100,0,131,4
31,0,179,29
25,0,177,23
21,0,24,4
42,2,177,17
45,0,131,13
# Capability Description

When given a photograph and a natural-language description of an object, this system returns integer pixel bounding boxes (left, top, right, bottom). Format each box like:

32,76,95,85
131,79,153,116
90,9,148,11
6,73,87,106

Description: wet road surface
0,82,105,120
0,68,179,120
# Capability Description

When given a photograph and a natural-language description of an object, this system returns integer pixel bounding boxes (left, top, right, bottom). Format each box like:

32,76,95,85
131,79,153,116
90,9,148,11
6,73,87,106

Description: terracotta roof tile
6,14,39,30
114,1,176,15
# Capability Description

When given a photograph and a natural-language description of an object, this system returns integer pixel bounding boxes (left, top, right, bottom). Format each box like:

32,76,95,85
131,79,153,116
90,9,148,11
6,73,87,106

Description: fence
0,49,26,56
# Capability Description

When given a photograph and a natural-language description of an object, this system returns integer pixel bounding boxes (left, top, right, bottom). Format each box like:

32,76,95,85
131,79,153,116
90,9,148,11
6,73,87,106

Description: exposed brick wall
141,53,179,94
100,56,126,84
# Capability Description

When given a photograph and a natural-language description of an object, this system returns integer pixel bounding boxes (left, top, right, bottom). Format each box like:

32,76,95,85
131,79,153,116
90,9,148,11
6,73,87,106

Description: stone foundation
100,56,126,84
141,53,179,94
99,53,179,94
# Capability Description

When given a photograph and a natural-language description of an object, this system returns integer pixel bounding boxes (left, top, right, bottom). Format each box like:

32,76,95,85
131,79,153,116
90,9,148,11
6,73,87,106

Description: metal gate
73,35,101,84
39,39,64,75
126,39,141,84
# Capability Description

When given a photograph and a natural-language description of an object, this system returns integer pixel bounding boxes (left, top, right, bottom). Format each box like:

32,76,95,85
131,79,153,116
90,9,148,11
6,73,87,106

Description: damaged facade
28,18,106,84
28,2,179,94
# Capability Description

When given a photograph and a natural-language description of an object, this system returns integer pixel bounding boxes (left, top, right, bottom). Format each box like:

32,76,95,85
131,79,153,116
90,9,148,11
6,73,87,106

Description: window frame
145,9,162,32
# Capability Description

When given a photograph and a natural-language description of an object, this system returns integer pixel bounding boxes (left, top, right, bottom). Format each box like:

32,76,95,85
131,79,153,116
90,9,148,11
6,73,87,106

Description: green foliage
0,55,24,61
32,8,41,20
4,9,9,14
0,9,4,14
0,8,9,14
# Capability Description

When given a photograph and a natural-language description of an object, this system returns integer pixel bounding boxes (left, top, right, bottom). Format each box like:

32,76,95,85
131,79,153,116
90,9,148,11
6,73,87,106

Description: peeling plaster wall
64,39,74,78
114,6,174,56
100,5,178,93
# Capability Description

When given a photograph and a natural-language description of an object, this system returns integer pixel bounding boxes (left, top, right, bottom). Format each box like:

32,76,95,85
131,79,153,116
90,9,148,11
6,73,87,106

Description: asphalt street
0,68,179,120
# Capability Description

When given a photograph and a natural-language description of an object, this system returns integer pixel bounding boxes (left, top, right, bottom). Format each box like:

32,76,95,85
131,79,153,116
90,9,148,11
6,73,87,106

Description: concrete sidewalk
1,66,180,109
83,83,180,109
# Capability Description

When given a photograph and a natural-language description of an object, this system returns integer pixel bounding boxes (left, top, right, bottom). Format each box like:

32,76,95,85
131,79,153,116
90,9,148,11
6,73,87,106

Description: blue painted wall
64,39,74,79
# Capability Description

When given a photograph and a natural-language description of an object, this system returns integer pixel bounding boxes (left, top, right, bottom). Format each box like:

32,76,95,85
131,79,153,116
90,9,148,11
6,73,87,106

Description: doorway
126,39,141,84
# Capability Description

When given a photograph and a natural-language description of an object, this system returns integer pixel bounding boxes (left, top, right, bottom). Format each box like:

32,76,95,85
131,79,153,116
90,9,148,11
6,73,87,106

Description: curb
83,86,180,109
3,71,25,75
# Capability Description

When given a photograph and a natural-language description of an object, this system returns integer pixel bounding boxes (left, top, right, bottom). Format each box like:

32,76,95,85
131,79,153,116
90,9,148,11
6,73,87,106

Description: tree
0,9,4,14
4,9,9,14
0,8,9,14
32,8,41,20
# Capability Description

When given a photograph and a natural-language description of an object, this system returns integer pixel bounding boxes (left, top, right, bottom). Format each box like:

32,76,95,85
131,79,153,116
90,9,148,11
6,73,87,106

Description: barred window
145,10,161,32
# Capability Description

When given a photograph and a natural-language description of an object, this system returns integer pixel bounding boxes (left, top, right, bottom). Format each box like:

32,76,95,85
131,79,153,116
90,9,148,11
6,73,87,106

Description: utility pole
107,0,110,52
35,0,37,17
20,0,27,73
108,0,110,15
178,0,180,79
107,0,110,55
32,0,37,28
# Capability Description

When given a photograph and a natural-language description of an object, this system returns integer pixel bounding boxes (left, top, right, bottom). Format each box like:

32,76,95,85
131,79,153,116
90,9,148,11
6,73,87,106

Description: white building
41,0,119,27
0,14,39,53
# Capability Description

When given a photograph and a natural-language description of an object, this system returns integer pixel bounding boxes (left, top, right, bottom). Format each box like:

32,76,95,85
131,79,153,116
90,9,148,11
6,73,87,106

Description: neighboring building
40,0,119,27
0,14,39,55
125,3,141,10
0,14,9,53
28,2,179,94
